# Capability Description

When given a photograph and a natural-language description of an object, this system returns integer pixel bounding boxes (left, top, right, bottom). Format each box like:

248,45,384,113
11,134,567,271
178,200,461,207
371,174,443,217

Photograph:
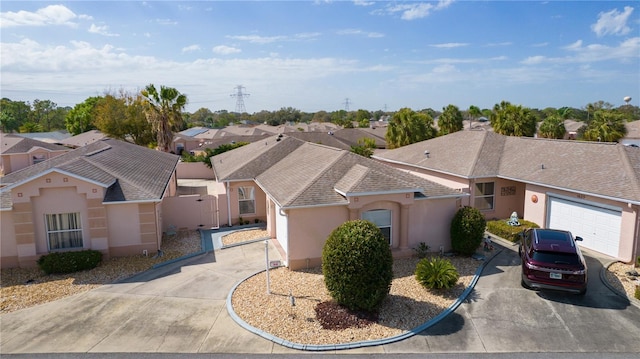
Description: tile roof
211,135,463,208
1,133,70,154
374,131,640,203
0,139,179,205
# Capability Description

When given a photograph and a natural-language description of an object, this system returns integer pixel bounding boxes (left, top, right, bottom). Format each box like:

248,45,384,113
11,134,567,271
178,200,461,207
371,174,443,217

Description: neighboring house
59,130,107,148
16,130,71,144
211,134,466,270
0,138,180,268
621,120,640,147
1,133,70,176
373,130,640,263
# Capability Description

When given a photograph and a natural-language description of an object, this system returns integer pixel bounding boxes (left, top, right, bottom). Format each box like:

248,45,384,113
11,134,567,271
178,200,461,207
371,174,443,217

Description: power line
343,97,351,111
230,85,250,113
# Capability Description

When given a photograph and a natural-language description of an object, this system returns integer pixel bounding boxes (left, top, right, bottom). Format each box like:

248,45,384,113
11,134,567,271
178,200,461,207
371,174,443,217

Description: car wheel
521,276,531,290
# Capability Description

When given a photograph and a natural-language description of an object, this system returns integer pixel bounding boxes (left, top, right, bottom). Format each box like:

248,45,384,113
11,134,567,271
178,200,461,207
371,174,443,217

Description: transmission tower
343,98,351,111
230,85,249,113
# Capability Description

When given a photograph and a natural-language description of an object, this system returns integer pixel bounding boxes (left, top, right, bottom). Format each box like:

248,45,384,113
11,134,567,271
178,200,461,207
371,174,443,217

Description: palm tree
538,115,566,139
468,105,482,129
582,110,627,142
385,108,436,149
141,84,188,152
438,104,463,135
490,101,537,137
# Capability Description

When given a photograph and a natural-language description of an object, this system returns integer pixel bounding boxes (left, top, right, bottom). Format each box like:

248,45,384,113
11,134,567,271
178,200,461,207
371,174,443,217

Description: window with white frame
45,212,83,250
238,186,255,215
362,209,392,245
474,182,495,210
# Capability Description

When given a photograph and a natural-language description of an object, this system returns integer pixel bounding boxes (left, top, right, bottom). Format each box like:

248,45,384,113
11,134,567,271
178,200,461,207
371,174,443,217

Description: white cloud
228,32,321,44
591,6,634,37
88,24,119,37
0,4,91,28
337,29,384,38
227,34,286,44
430,42,468,48
182,44,201,53
520,37,640,65
385,0,453,20
353,0,375,6
212,45,241,55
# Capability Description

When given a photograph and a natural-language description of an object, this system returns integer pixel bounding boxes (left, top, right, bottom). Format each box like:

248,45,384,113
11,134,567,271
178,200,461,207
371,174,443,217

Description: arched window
362,209,392,245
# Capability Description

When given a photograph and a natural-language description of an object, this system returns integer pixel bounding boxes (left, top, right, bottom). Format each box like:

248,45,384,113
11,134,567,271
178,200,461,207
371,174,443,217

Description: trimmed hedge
322,220,393,312
37,250,102,275
450,206,486,256
486,219,540,242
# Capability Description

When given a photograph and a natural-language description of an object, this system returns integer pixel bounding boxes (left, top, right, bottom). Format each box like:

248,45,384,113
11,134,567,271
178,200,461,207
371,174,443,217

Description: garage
547,195,622,258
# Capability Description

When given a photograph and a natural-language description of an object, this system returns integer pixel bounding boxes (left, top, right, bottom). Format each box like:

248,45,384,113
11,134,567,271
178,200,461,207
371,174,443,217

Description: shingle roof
1,133,70,154
374,131,640,203
0,139,179,205
59,130,107,148
372,131,506,177
211,135,463,208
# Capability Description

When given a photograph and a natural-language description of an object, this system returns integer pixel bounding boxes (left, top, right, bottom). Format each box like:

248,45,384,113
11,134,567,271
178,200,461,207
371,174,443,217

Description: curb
600,260,640,309
226,248,503,351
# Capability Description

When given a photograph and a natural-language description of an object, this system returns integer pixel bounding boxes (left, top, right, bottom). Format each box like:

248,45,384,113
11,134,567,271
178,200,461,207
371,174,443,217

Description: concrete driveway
1,239,639,355
381,242,640,354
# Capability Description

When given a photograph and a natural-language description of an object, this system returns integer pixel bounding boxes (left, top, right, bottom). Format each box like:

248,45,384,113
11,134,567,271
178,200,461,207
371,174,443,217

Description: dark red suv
519,228,588,295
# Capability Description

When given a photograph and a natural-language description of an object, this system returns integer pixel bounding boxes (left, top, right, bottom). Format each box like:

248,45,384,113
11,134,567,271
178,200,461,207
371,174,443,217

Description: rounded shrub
415,257,459,289
37,250,102,275
450,206,486,256
322,220,393,312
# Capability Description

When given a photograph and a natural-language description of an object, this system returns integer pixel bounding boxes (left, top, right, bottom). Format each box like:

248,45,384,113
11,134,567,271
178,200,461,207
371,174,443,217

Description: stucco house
1,133,70,176
0,138,179,268
373,130,640,263
211,134,467,270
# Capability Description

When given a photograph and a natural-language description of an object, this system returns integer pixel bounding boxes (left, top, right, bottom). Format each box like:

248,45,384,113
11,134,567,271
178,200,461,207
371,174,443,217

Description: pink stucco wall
1,171,167,268
1,149,67,175
176,162,215,179
278,193,460,270
0,210,18,268
224,180,268,226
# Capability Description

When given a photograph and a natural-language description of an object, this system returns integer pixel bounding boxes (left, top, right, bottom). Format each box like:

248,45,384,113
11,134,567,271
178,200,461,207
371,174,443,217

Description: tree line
2,87,638,152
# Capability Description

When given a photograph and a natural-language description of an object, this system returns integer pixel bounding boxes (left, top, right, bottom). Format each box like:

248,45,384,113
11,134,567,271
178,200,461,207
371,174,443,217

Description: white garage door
547,196,621,258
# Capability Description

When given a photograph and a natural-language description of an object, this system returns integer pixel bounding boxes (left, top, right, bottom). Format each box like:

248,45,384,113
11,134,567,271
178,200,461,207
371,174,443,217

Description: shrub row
37,250,102,275
486,219,540,242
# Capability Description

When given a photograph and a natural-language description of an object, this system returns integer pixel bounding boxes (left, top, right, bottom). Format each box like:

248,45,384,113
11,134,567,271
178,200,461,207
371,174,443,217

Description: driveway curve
1,239,639,355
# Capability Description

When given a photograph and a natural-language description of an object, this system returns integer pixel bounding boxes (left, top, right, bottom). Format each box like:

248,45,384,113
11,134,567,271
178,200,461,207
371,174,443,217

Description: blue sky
1,1,638,113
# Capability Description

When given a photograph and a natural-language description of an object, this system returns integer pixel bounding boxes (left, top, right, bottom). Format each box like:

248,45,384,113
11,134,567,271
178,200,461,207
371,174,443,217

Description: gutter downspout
226,181,232,227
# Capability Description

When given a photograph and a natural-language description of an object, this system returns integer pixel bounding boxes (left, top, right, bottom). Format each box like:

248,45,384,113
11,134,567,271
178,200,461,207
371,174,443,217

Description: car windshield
531,251,581,266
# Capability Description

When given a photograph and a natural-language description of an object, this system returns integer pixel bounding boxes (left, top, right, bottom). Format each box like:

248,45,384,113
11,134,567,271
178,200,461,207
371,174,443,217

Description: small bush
486,219,540,242
37,250,102,275
413,242,430,259
635,285,640,300
415,257,459,289
450,206,486,256
322,220,393,312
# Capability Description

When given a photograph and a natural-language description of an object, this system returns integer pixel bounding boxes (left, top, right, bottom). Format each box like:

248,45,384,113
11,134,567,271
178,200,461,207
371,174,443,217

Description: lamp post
264,240,270,294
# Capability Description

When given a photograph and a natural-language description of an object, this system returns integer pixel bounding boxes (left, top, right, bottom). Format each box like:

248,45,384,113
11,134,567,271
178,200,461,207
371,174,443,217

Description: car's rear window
532,251,581,265
537,231,570,242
